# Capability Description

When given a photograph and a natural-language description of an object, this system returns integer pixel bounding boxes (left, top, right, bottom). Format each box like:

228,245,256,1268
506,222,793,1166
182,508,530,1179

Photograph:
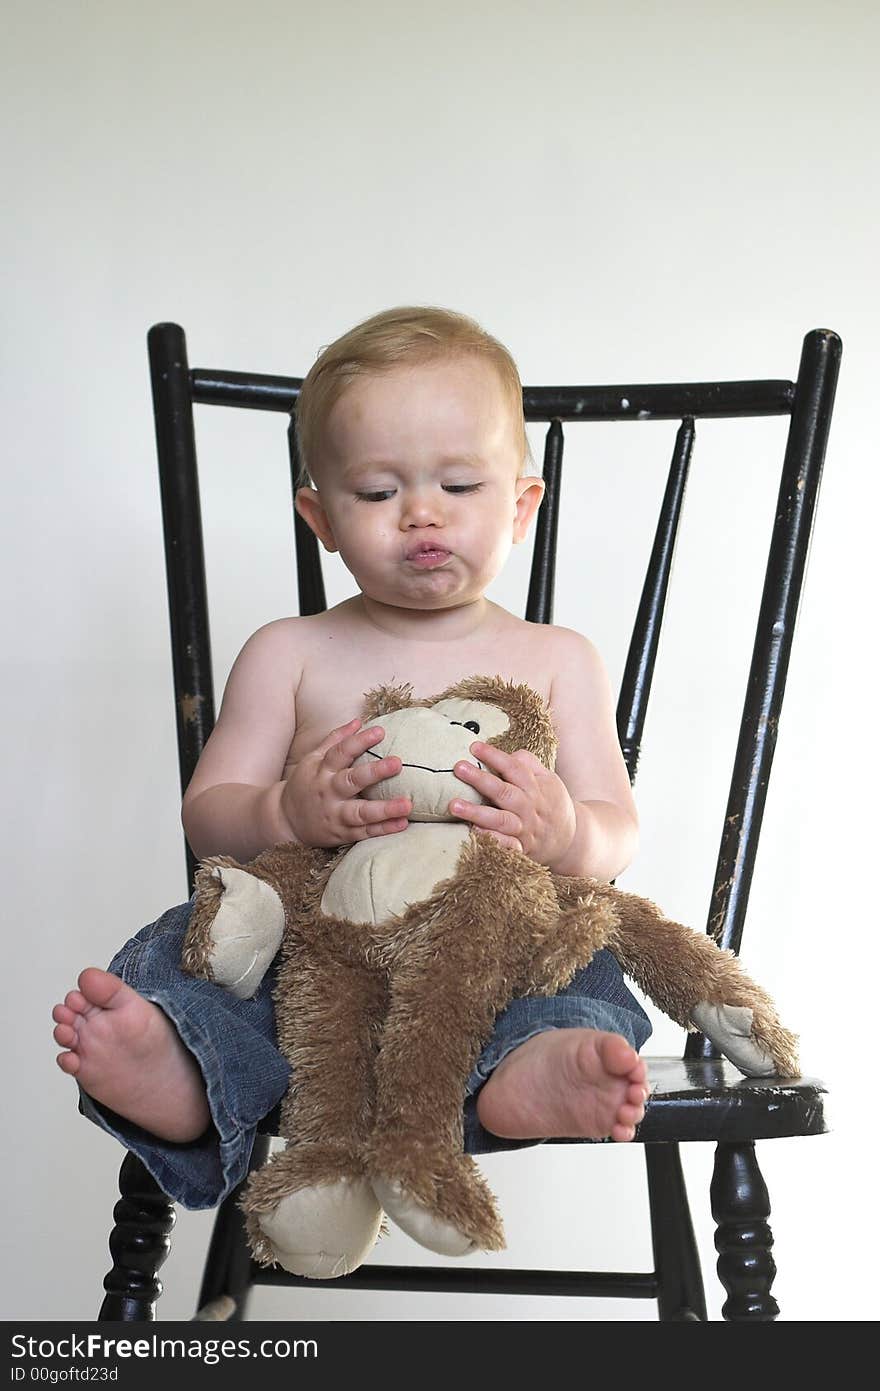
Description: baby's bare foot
476,1029,649,1143
52,968,210,1142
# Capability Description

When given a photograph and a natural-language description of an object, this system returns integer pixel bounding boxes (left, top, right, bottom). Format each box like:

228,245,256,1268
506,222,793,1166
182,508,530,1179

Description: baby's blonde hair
294,305,530,487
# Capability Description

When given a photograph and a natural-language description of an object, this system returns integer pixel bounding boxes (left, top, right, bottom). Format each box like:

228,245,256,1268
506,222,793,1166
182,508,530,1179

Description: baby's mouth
405,544,451,568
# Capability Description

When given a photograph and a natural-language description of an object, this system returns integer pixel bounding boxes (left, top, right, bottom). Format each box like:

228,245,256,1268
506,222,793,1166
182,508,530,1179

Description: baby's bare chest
284,630,555,774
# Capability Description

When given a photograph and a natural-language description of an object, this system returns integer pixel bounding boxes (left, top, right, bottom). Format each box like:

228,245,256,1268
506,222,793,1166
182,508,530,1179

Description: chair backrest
148,323,840,1061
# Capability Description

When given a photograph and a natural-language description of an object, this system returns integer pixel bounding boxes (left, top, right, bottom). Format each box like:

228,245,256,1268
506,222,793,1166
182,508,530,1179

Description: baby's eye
443,483,483,494
355,490,396,503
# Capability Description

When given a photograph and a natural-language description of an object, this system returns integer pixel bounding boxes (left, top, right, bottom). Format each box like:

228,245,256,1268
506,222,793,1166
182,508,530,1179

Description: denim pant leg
77,899,291,1210
462,948,653,1155
80,908,652,1201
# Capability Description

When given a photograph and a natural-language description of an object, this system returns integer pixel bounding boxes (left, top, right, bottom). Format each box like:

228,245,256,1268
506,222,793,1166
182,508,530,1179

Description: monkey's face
355,697,510,822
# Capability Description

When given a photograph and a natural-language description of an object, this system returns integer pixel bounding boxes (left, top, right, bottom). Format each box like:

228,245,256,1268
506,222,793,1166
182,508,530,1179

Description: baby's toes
53,1022,77,1049
52,1003,77,1028
627,1056,648,1087
626,1080,648,1106
63,989,89,1015
597,1032,640,1077
611,1121,636,1143
56,1050,81,1076
77,967,123,1009
616,1100,645,1127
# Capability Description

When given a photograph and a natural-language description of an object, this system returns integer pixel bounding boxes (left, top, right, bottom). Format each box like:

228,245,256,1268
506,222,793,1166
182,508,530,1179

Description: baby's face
296,355,543,613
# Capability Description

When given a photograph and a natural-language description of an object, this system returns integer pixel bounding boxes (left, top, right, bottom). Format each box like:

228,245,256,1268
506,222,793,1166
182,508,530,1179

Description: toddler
52,306,651,1212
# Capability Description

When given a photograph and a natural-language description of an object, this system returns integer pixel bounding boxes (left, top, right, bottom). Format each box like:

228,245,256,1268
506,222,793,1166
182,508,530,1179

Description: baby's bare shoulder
234,612,329,662
510,618,602,676
229,608,362,707
221,614,326,708
539,623,612,715
542,621,603,664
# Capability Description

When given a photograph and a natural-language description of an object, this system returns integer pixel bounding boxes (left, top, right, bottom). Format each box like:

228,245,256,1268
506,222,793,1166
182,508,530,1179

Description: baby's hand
449,741,577,866
280,718,412,848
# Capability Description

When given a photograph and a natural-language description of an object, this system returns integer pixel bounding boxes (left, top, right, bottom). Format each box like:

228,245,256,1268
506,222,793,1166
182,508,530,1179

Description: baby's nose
401,492,444,526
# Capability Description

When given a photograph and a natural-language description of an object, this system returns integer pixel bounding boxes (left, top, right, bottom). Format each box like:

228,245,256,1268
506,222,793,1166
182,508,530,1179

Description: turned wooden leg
98,1153,176,1321
710,1141,779,1321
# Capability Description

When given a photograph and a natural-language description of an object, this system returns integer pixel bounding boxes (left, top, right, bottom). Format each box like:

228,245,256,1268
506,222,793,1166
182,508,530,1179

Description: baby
52,306,651,1212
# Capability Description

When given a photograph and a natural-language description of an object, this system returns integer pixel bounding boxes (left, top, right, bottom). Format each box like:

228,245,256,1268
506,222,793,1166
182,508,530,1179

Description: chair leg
644,1143,707,1321
710,1141,779,1321
98,1153,176,1321
194,1134,271,1321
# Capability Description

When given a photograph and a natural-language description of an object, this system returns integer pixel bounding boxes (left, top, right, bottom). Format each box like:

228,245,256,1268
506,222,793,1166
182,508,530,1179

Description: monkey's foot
371,1176,478,1256
242,1149,382,1278
370,1151,504,1256
249,1179,382,1279
692,1001,799,1078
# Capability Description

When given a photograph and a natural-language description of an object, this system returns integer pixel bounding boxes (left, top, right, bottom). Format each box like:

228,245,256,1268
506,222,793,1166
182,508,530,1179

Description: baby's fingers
323,720,385,771
315,716,361,756
450,797,522,841
474,828,523,854
362,816,411,839
346,750,403,796
346,796,412,835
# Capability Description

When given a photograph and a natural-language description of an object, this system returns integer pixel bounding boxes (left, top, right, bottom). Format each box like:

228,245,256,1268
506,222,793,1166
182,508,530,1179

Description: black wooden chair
97,322,840,1323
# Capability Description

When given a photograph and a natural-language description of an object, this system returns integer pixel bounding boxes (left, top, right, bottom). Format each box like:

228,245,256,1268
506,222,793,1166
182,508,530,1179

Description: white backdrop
4,0,877,1322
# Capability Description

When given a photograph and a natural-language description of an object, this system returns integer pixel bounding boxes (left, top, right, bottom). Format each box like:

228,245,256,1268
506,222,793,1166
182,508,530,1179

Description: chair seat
620,1056,829,1145
258,1056,828,1149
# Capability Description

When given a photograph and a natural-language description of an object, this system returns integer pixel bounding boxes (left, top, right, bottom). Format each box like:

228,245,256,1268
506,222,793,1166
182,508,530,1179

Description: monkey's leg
366,956,506,1257
365,835,563,1256
242,935,388,1279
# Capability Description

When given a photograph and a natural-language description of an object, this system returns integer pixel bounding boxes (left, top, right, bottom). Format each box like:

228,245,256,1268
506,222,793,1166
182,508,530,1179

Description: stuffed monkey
182,676,798,1278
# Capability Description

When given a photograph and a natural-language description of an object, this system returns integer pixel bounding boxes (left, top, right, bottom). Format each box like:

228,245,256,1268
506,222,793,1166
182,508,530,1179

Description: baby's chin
363,572,481,608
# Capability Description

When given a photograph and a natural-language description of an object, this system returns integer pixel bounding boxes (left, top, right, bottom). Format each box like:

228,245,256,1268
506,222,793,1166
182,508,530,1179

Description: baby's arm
546,627,638,880
448,629,637,880
181,620,411,861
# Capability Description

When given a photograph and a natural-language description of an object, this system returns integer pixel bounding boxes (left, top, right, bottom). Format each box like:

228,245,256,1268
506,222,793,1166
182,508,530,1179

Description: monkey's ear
428,675,558,768
361,683,417,722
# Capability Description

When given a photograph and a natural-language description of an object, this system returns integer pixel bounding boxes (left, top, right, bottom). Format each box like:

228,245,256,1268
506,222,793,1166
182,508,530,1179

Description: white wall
5,0,876,1321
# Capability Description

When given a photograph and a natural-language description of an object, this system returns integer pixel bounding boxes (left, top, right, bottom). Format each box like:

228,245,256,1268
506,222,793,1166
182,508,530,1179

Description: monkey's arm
183,842,330,997
550,875,800,1077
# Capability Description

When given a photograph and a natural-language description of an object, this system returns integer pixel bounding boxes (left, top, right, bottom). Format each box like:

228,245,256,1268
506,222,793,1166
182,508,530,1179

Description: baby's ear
293,487,338,553
513,474,546,544
361,683,417,722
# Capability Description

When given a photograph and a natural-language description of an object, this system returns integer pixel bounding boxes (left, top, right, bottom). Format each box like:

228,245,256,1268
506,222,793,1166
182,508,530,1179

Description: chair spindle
703,331,842,953
525,420,563,625
617,417,695,786
148,322,216,893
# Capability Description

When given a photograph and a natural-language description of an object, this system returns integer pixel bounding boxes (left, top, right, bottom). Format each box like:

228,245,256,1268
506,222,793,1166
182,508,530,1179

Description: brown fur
361,673,559,768
181,676,799,1272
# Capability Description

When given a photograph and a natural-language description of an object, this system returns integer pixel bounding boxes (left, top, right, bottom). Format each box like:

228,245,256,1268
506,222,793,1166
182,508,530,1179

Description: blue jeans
79,899,652,1210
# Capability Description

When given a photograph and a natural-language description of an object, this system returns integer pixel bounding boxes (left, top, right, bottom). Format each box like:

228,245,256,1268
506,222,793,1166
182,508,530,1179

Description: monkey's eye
450,720,481,734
